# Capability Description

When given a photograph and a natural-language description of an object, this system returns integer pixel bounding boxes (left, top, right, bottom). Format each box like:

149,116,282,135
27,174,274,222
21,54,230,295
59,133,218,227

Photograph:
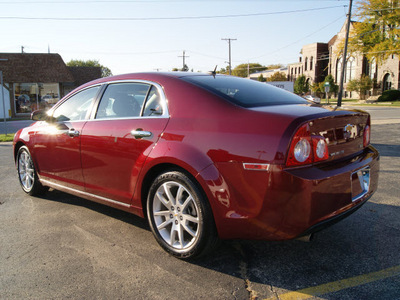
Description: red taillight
286,123,329,167
313,136,329,162
363,125,370,147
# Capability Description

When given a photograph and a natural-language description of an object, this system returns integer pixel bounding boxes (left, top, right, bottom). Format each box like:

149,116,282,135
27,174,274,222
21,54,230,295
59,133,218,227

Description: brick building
329,20,399,98
0,53,101,118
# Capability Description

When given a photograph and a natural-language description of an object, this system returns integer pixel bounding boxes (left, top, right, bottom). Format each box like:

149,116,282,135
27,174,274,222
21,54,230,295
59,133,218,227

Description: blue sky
0,0,352,75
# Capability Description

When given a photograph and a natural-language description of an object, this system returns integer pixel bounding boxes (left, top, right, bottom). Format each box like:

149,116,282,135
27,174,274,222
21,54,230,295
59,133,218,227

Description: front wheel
16,146,48,196
147,171,218,259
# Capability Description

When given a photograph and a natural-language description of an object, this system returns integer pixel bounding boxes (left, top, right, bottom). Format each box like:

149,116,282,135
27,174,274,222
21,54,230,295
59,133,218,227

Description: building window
41,83,60,106
383,73,392,91
345,56,355,83
336,57,342,83
14,83,60,114
310,56,313,71
370,58,376,80
305,57,308,71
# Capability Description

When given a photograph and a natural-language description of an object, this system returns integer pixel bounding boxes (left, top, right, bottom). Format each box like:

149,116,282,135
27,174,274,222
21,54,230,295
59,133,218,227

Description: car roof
76,72,219,88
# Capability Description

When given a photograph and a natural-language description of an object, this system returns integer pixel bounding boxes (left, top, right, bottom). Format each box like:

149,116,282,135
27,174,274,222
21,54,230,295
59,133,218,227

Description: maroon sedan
13,72,379,259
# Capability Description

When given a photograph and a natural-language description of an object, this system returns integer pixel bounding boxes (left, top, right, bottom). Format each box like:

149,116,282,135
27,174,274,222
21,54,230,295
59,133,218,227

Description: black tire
147,171,218,259
16,146,48,196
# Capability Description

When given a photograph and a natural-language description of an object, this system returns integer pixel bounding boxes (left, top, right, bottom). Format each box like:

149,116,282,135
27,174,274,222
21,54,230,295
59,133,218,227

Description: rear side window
143,86,163,117
182,75,307,108
96,83,150,119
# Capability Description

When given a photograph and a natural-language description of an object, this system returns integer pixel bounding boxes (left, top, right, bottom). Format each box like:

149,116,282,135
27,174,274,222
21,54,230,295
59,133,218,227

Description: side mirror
31,110,53,122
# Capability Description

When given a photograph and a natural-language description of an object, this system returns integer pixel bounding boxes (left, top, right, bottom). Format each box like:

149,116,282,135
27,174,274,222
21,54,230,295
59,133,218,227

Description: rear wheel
17,146,48,196
147,171,218,259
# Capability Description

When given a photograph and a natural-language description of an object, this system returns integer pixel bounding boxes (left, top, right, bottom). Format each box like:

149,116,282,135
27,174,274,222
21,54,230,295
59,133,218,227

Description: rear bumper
297,192,370,237
204,145,379,240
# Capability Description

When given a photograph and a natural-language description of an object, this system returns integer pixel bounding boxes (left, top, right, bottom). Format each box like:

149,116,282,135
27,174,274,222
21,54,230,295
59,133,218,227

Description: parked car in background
42,94,59,105
13,72,379,259
304,94,321,104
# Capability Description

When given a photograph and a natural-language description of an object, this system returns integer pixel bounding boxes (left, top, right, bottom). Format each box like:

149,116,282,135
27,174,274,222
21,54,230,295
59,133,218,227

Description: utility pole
0,71,7,135
337,0,353,107
222,38,237,75
0,58,8,136
178,50,189,71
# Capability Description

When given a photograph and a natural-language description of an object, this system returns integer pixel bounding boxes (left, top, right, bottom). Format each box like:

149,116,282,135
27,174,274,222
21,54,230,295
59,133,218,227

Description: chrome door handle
131,129,152,139
67,128,80,137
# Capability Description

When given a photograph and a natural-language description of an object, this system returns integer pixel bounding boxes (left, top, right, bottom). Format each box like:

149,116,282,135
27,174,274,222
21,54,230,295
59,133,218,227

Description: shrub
378,89,400,102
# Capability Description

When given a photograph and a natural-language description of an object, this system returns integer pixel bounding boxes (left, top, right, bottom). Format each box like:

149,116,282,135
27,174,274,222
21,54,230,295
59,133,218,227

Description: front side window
53,86,100,122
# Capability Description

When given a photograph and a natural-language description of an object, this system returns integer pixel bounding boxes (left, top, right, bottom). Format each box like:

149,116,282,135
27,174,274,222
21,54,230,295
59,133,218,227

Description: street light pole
337,0,353,107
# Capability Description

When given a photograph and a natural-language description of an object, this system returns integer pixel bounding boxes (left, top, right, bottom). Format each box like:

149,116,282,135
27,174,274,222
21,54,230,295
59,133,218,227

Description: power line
249,15,345,61
0,5,347,21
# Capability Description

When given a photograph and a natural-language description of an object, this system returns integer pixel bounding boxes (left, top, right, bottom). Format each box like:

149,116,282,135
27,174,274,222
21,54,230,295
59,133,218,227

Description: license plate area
351,167,370,202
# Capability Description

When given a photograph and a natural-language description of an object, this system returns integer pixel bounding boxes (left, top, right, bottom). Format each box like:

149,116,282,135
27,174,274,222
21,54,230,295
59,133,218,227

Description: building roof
328,35,338,47
0,53,75,83
249,67,288,76
68,66,102,87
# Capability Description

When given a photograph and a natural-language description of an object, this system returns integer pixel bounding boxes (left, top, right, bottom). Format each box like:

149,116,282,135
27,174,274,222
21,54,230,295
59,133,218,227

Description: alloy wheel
18,150,35,192
152,181,200,250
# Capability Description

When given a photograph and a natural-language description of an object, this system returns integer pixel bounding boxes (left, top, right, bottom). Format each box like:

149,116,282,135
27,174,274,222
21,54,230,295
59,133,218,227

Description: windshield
182,75,308,108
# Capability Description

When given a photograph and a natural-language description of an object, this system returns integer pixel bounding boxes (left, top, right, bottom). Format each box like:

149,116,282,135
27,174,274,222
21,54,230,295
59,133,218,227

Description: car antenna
208,65,218,78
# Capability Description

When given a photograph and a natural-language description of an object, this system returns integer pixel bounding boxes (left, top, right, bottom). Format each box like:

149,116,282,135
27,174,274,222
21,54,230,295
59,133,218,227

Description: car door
80,82,169,205
32,86,101,191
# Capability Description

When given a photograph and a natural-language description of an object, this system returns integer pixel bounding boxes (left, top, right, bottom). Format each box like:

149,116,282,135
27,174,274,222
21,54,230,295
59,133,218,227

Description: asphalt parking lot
0,114,399,299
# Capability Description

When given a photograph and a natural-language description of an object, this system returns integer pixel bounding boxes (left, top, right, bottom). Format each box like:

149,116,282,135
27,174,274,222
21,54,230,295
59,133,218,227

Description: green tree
232,63,267,77
311,74,339,102
294,75,309,95
172,65,189,72
346,75,373,100
182,64,189,72
67,59,112,77
318,74,339,95
217,67,228,75
349,0,400,63
311,82,322,96
266,64,284,70
258,74,266,82
267,72,287,82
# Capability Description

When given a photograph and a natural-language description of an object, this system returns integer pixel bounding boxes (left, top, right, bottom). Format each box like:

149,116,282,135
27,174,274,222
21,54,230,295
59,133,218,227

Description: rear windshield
182,75,308,108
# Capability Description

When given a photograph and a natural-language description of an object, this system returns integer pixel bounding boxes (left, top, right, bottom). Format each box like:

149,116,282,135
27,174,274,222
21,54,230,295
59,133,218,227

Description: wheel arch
14,141,25,162
139,162,212,220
